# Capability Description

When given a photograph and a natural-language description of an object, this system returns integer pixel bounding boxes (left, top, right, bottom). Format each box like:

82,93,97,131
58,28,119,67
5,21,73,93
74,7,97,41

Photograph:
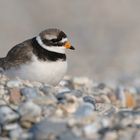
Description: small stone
42,105,56,117
124,90,136,108
93,83,113,95
83,96,96,106
59,131,86,140
56,90,83,103
83,122,100,139
0,99,7,106
96,103,117,116
0,106,19,131
31,81,43,88
9,88,21,104
115,86,136,108
18,101,41,127
41,84,54,95
33,96,57,106
0,85,5,97
59,79,74,89
22,80,34,87
73,77,93,86
9,125,32,140
3,123,19,131
75,102,95,117
29,119,67,140
107,92,117,104
6,80,22,88
20,87,38,100
57,87,71,94
0,106,19,125
100,94,111,103
70,90,83,97
9,125,22,139
103,131,118,140
58,94,78,114
20,121,32,128
0,75,8,85
97,83,106,90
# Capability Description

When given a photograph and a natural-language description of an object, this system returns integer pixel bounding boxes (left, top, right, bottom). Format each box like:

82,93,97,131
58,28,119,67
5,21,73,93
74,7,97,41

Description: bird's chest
30,59,67,84
6,59,67,85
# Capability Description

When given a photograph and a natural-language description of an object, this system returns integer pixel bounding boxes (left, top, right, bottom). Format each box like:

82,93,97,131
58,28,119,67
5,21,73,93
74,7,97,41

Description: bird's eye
51,39,60,43
51,38,58,43
51,36,63,43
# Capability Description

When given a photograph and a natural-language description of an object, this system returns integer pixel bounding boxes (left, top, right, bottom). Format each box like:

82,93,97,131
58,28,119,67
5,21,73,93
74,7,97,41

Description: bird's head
36,28,74,54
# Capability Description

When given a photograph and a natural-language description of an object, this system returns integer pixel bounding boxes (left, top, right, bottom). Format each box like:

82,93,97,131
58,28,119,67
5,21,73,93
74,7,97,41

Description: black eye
51,37,62,43
51,38,58,42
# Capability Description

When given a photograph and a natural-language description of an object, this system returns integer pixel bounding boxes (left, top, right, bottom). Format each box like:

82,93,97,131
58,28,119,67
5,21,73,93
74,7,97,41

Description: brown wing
1,41,33,70
0,58,5,68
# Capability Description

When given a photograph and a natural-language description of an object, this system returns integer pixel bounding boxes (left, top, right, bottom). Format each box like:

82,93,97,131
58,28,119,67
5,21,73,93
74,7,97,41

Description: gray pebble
59,79,74,89
56,90,83,102
7,80,22,88
18,101,41,123
40,84,54,95
0,106,19,126
59,131,87,140
9,125,32,140
97,83,106,90
75,102,95,117
29,118,67,140
20,87,38,100
83,96,96,107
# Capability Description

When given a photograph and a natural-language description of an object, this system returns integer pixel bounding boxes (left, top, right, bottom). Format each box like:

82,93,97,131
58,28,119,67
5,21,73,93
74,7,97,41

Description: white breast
5,56,67,85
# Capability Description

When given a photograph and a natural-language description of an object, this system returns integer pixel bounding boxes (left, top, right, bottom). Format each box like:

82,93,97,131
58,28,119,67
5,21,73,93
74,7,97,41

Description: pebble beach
0,73,139,140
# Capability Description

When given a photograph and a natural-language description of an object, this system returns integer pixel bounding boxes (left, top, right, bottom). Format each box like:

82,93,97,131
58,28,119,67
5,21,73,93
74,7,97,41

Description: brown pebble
125,91,136,108
9,88,21,104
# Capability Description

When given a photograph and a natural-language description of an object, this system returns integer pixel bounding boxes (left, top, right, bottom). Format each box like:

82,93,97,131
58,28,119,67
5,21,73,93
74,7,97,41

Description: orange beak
64,41,75,50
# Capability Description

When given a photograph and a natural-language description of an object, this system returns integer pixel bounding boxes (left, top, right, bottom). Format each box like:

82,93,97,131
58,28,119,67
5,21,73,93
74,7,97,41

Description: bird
0,28,75,85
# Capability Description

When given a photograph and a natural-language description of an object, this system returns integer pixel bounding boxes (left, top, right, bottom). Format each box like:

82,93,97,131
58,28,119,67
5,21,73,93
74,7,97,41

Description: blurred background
0,0,140,83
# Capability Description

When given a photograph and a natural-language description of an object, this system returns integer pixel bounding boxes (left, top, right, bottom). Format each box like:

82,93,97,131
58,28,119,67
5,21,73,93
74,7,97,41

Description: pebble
56,90,83,103
96,103,117,116
0,106,19,132
9,125,31,140
103,131,118,140
29,119,67,140
0,85,5,97
57,94,78,114
9,88,21,104
75,102,95,117
115,86,137,108
6,80,22,88
18,101,41,128
83,96,96,107
59,78,74,89
40,84,54,95
20,87,39,100
0,106,19,125
58,131,87,140
83,122,100,139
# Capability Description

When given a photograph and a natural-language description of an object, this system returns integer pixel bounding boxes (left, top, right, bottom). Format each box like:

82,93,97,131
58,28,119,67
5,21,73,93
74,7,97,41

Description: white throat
36,36,66,54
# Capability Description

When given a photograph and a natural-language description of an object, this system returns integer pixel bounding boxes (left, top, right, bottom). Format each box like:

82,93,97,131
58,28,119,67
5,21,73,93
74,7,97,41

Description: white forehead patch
61,38,68,43
36,36,66,54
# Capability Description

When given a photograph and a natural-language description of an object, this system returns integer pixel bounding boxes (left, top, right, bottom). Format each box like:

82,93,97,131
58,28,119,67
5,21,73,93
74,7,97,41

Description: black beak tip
70,46,75,50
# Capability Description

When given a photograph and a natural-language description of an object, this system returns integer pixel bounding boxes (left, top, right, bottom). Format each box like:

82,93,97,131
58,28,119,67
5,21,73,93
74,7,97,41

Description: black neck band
32,37,66,61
